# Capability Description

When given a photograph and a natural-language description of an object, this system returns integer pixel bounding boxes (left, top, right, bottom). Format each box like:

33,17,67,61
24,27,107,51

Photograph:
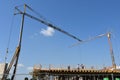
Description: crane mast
107,33,116,69
1,5,26,80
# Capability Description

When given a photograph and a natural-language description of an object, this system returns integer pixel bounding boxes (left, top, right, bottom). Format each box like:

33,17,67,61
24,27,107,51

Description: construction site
0,4,120,80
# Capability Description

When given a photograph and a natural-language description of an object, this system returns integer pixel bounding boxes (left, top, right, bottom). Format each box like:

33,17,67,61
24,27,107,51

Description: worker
77,64,80,70
68,65,70,70
24,77,28,80
81,64,85,69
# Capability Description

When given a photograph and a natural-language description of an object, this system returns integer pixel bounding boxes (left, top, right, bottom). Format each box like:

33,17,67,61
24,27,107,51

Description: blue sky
0,0,120,76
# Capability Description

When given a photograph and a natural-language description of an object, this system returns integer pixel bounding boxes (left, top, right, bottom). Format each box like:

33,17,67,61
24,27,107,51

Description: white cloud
27,67,33,71
40,27,55,37
18,63,24,68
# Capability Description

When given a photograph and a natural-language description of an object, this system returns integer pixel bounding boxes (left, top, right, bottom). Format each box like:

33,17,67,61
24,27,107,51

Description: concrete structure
32,65,120,80
0,63,8,79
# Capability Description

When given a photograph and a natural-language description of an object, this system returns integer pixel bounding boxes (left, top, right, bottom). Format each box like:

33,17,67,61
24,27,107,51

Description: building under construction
32,64,120,80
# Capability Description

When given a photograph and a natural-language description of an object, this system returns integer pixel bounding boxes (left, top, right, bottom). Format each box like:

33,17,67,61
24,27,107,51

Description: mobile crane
71,32,116,70
2,4,82,80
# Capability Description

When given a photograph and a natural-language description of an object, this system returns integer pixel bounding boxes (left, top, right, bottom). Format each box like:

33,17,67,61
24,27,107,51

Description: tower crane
2,4,82,80
71,32,116,69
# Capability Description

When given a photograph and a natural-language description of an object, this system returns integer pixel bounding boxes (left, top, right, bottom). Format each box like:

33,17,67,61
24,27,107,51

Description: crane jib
24,12,82,42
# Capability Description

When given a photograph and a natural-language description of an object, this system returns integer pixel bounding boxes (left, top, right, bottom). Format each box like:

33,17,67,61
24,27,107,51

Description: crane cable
25,4,60,30
25,4,48,22
18,4,82,42
5,9,15,63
